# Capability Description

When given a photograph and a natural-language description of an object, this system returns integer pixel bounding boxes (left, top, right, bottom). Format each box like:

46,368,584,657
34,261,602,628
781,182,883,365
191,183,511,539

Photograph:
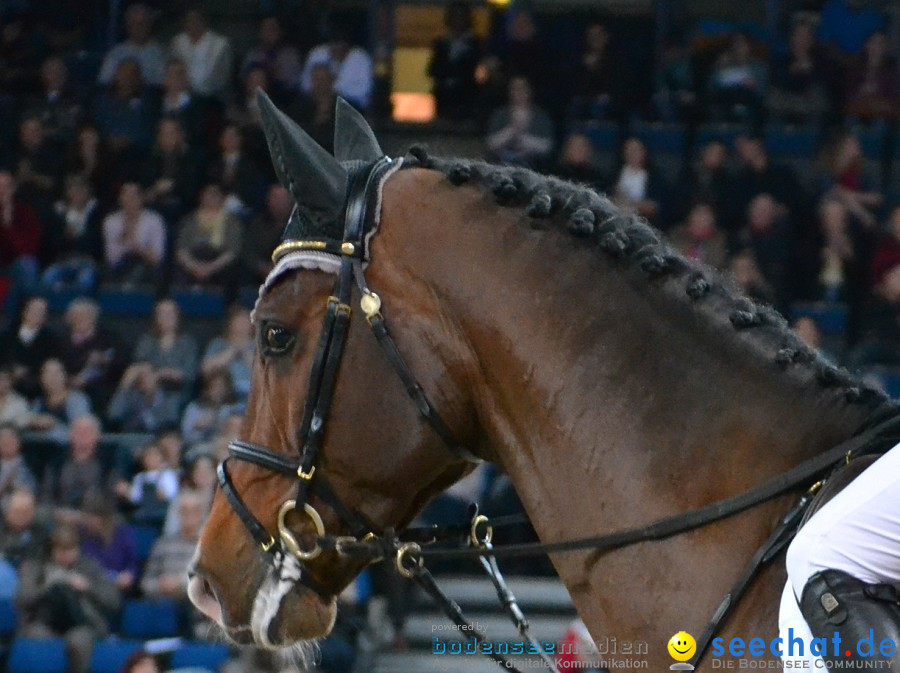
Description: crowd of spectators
0,0,898,671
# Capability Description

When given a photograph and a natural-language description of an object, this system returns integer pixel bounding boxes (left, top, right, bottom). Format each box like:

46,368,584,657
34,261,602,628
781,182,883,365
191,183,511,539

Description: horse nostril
188,573,224,626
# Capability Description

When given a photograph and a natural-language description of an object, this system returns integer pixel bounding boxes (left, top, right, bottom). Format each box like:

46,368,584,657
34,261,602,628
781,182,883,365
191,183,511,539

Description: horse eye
264,325,294,354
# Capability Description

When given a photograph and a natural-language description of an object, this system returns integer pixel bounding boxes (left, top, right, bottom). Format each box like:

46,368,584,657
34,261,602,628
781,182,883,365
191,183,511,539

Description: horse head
188,94,479,648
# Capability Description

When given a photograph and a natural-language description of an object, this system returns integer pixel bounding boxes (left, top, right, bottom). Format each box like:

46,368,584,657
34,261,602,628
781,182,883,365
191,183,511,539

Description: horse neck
379,170,876,543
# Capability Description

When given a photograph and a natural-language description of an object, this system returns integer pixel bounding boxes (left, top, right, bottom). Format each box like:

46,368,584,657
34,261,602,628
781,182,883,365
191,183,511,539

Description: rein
217,153,900,671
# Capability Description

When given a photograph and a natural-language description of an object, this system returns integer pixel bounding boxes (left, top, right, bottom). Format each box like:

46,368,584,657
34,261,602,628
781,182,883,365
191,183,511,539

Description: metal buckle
469,514,493,547
260,535,277,552
297,465,316,480
327,295,352,316
277,500,326,561
395,542,424,579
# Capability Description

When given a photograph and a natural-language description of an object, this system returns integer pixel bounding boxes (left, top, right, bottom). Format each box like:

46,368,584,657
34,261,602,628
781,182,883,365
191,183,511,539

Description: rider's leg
779,446,900,671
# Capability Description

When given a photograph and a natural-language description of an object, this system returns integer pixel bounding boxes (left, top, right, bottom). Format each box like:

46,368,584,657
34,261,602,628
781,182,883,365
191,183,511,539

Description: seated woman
844,31,899,123
79,493,139,594
25,358,91,442
610,137,662,223
818,130,883,230
485,76,554,169
181,371,237,447
132,298,198,409
141,117,201,226
113,442,179,528
102,182,166,285
767,20,829,125
174,183,242,289
200,305,254,402
707,32,767,125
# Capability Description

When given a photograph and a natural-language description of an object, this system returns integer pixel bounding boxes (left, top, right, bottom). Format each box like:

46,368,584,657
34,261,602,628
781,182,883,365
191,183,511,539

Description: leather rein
216,155,900,670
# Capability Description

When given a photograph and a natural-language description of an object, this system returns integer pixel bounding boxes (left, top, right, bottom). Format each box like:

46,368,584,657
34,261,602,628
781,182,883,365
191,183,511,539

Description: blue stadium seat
169,642,231,672
41,287,83,314
879,371,900,400
89,638,144,673
98,288,156,317
132,525,160,564
631,121,686,155
0,598,17,636
173,289,226,318
695,123,746,150
120,599,180,639
238,285,260,309
765,125,819,158
790,302,848,336
853,124,886,160
7,637,68,673
583,121,619,153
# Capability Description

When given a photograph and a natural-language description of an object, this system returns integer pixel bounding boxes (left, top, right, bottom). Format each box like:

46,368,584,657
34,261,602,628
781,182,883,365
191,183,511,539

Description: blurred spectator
301,17,374,110
611,137,661,221
815,198,859,303
97,3,166,87
181,372,236,446
730,250,776,305
486,76,554,168
142,117,202,225
79,493,138,593
0,424,37,497
133,298,198,408
844,31,899,122
654,39,697,123
120,652,163,673
554,133,605,190
708,32,767,125
0,170,42,304
243,184,292,285
226,65,269,162
850,263,900,367
156,427,184,473
102,182,166,284
290,64,337,153
43,415,106,511
819,129,883,228
185,411,242,465
675,140,733,226
767,20,830,125
793,316,826,351
732,135,803,222
428,2,481,121
24,56,85,147
163,453,215,537
93,59,158,160
16,524,121,673
871,206,900,286
175,183,242,288
817,0,884,60
14,115,64,216
61,298,127,410
207,124,266,216
0,489,46,568
736,193,793,306
41,174,103,292
569,22,616,121
499,9,547,104
65,124,116,208
114,442,178,528
669,202,728,268
0,9,42,98
141,489,206,600
160,58,203,146
200,306,255,402
0,297,60,398
0,370,31,429
26,359,91,441
106,364,181,434
242,16,302,99
169,9,233,101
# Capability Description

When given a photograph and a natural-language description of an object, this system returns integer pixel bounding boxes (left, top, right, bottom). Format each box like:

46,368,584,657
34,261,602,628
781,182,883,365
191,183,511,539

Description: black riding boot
799,569,900,666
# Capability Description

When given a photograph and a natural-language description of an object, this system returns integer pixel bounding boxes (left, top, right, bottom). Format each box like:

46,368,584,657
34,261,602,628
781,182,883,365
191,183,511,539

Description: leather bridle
216,156,478,599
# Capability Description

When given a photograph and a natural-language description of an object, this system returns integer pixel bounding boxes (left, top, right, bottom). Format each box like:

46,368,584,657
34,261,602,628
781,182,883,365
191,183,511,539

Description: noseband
216,156,478,598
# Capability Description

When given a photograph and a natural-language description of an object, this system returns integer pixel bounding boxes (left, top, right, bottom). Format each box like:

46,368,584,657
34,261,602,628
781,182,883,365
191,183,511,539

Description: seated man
781,448,900,669
0,489,47,568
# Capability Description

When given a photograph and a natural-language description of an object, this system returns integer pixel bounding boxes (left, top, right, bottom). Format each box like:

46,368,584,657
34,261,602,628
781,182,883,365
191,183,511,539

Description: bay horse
188,93,894,671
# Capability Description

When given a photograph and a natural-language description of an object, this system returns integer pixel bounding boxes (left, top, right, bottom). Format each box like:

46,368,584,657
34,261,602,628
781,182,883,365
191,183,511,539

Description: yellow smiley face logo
667,631,696,662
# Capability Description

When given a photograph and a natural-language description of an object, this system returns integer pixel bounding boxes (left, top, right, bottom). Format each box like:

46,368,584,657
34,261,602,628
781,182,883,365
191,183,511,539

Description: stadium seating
169,642,231,672
173,289,226,319
88,638,144,673
7,637,68,673
0,598,16,637
791,302,848,336
97,287,157,318
120,599,180,639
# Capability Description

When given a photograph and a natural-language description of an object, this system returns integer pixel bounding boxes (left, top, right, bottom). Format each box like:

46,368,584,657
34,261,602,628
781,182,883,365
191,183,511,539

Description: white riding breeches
779,444,900,672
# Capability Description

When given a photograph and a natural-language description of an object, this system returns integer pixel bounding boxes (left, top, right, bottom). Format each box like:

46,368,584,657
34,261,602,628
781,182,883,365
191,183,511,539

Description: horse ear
333,97,383,164
257,90,347,238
